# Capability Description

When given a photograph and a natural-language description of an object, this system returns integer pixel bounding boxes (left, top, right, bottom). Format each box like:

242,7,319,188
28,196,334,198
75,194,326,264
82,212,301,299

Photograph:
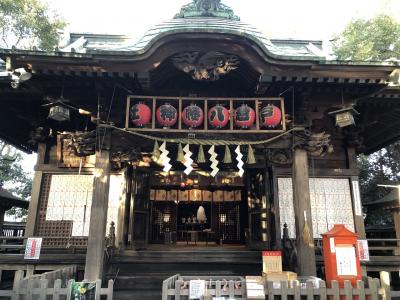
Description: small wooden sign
24,238,43,260
189,280,205,299
357,240,370,261
262,251,282,273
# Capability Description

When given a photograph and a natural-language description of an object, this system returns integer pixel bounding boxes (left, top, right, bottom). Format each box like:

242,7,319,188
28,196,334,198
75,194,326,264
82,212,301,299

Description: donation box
321,224,362,287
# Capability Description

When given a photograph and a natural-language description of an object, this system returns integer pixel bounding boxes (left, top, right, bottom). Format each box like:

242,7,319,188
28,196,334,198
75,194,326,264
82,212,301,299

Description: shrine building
0,0,399,298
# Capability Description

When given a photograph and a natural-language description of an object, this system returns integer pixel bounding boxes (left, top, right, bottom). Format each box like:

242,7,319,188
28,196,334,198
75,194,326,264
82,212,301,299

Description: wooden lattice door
131,168,150,248
246,169,270,250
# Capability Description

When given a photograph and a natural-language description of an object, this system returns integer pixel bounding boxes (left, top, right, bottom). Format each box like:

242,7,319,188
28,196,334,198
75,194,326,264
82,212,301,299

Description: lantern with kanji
156,104,178,127
208,105,230,128
182,104,204,128
260,104,282,128
130,103,152,126
234,104,255,129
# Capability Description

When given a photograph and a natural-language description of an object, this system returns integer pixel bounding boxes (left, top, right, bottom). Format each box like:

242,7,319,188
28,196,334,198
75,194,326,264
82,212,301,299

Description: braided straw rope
99,124,302,146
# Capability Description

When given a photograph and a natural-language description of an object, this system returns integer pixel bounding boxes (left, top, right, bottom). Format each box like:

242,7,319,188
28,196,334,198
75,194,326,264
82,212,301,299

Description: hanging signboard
24,238,42,260
70,282,96,300
357,240,370,261
126,96,286,133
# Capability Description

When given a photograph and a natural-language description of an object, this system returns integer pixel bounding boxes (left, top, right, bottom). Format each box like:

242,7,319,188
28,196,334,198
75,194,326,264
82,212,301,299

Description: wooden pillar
0,208,5,236
84,145,111,281
393,210,400,255
292,149,317,276
25,143,46,238
350,176,366,239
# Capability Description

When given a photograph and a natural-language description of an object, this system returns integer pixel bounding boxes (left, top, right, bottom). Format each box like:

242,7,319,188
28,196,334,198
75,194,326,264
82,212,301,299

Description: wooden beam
84,139,111,281
393,211,400,255
292,149,317,276
24,143,46,238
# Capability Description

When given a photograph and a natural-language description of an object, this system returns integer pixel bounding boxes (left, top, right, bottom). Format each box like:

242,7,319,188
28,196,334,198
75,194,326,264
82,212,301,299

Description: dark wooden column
393,209,400,255
84,143,111,281
0,208,5,236
292,149,317,276
25,143,46,238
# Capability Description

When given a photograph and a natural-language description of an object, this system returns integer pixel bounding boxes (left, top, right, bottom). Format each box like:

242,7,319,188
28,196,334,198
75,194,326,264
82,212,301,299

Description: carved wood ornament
172,51,240,81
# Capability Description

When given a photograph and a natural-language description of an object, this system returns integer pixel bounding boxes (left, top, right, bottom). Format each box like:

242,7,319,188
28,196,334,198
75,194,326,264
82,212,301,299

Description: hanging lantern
208,105,230,128
130,103,151,126
182,104,204,128
48,105,70,122
234,104,255,129
260,104,282,128
156,104,178,128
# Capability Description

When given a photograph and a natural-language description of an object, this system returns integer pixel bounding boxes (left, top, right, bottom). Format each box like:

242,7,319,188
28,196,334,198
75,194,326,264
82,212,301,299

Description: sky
18,0,400,182
44,0,400,41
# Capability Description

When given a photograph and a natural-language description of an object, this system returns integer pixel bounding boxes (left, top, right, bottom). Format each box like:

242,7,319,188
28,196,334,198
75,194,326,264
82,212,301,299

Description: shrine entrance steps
107,246,262,300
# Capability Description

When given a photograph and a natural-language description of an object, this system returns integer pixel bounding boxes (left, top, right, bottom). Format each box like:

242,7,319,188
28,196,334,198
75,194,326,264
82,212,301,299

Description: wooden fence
0,266,113,300
163,272,399,300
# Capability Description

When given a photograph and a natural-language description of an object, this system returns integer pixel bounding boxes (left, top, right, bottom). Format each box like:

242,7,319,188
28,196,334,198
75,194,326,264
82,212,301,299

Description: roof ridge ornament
175,0,240,20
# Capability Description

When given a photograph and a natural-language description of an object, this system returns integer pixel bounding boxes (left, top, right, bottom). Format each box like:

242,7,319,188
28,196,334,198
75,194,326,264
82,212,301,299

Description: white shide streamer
183,144,194,175
235,145,244,177
159,142,172,172
208,145,219,177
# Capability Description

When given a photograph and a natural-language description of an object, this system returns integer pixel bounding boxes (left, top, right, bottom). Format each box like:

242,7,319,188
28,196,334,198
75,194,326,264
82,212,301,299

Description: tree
332,15,400,61
333,15,400,226
0,141,32,220
0,0,66,51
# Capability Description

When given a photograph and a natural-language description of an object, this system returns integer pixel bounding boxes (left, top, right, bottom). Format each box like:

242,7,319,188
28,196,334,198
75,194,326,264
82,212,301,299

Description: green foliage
0,141,32,219
332,15,400,61
0,0,66,51
358,142,400,226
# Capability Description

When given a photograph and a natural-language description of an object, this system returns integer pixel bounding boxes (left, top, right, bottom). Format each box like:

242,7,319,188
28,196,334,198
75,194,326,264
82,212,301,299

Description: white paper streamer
159,142,172,172
183,144,194,175
235,145,244,177
208,145,219,177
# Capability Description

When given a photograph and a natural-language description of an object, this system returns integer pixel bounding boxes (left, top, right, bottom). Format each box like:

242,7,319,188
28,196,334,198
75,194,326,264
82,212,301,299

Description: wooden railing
0,266,113,300
2,222,25,237
0,236,87,253
163,272,397,300
367,238,400,256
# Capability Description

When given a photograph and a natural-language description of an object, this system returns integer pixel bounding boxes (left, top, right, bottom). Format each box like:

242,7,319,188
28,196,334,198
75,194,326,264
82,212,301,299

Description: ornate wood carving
267,149,293,165
294,131,333,157
172,51,240,81
111,149,140,171
175,0,240,20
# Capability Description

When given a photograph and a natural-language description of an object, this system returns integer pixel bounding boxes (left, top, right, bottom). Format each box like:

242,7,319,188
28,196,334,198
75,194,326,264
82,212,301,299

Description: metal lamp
328,106,360,128
48,105,70,122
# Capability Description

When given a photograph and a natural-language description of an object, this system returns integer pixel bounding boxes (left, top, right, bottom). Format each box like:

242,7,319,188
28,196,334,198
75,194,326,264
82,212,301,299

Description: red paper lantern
156,104,178,127
208,105,230,128
234,104,255,129
182,104,204,128
130,103,151,126
260,104,282,128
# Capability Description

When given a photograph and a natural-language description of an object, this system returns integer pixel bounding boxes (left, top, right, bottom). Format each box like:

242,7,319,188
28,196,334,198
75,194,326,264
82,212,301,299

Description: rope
98,124,303,146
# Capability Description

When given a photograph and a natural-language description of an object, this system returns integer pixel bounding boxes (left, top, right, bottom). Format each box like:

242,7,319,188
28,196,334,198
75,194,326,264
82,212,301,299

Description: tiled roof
62,17,327,61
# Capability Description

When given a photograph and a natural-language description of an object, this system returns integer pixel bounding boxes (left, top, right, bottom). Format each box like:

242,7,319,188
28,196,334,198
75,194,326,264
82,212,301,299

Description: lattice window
278,178,355,238
46,175,94,237
150,201,177,243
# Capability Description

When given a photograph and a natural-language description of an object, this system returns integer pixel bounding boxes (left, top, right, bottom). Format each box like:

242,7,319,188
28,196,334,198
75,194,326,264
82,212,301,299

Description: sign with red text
357,240,370,261
24,238,42,260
